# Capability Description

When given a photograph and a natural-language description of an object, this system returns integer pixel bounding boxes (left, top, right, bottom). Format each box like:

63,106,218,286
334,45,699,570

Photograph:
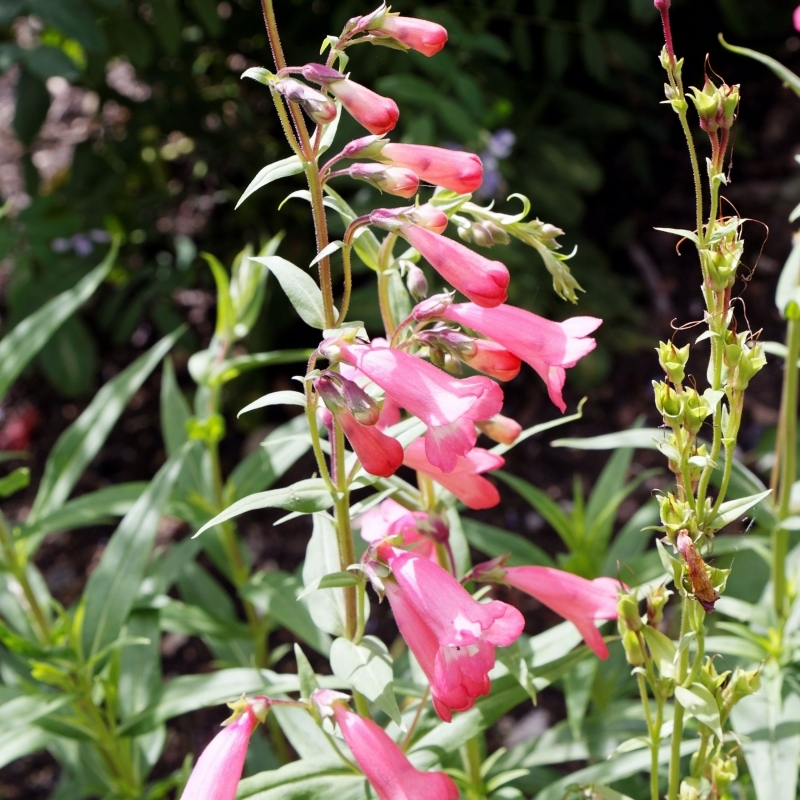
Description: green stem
335,243,353,327
774,317,800,617
676,107,704,242
377,233,398,337
637,673,659,800
401,688,429,750
334,491,357,641
667,599,693,800
461,735,483,800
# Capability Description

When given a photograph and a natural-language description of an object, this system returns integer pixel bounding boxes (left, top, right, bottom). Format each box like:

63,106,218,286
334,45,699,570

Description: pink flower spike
380,143,482,193
503,566,620,659
338,340,503,473
379,545,524,721
795,5,800,31
372,16,448,57
400,224,509,308
442,303,601,412
403,438,504,510
180,705,257,800
463,339,521,382
332,702,458,800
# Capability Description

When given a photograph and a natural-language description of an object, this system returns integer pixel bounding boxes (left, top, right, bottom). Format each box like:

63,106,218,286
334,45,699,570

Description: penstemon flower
312,690,458,799
359,497,444,563
369,14,449,58
403,437,504,509
180,699,265,800
332,338,503,473
301,64,399,135
441,302,601,411
376,543,524,721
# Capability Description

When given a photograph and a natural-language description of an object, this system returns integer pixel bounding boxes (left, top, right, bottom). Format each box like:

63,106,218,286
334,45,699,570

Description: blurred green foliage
0,0,795,397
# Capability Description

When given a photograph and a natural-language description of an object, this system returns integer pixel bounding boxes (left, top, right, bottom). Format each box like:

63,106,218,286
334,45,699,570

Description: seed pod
676,530,719,612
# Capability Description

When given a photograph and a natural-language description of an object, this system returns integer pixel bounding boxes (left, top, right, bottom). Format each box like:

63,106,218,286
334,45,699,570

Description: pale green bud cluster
688,78,740,133
657,340,690,384
653,382,711,434
700,230,743,292
723,331,766,391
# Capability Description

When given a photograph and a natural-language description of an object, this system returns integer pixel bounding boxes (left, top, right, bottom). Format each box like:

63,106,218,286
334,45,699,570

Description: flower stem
667,598,692,800
773,316,800,617
637,672,659,800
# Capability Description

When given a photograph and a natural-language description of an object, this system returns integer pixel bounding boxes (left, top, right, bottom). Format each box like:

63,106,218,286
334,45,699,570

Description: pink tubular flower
379,545,524,721
462,339,521,382
327,700,458,800
338,340,503,473
403,437,504,510
503,567,620,659
400,224,509,308
346,163,419,198
441,303,601,412
476,413,522,445
372,16,448,58
795,6,800,31
380,144,482,193
300,64,398,135
180,704,258,800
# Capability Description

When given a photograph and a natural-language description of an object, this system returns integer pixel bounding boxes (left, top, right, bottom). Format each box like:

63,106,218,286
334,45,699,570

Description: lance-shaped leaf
80,444,192,661
237,154,304,208
708,488,772,531
250,256,329,329
720,35,800,99
330,636,403,726
238,390,307,417
28,328,183,525
0,239,117,403
208,348,312,386
674,683,723,741
194,478,334,536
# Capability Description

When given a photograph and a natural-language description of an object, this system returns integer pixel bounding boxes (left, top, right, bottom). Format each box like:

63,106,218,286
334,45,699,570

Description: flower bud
701,238,743,292
653,380,683,425
711,757,737,795
370,14,448,58
346,163,419,198
621,629,644,666
676,530,719,613
683,388,711,435
405,204,448,233
654,0,670,9
418,327,478,358
412,292,453,321
646,584,670,626
722,666,760,709
274,77,337,125
339,135,387,160
659,493,692,541
678,779,701,800
464,220,511,248
617,594,643,633
405,262,428,300
720,83,740,129
338,374,381,425
468,555,510,585
657,341,690,384
724,333,766,391
689,78,722,133
476,413,522,445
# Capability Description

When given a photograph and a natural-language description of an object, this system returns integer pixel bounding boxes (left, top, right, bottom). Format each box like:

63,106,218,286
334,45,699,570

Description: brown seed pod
676,530,719,612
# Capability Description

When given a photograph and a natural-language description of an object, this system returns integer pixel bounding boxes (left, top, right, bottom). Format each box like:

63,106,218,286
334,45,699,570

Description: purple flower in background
474,129,516,201
51,230,112,257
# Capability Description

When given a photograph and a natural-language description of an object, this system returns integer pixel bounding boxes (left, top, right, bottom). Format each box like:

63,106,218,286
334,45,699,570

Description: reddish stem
656,1,675,63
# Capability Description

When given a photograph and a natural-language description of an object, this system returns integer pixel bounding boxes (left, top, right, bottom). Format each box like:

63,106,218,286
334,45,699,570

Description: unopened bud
274,77,338,125
647,584,670,626
678,779,701,800
418,327,477,359
654,0,670,10
476,414,522,445
300,63,346,86
657,340,690,384
468,555,510,585
339,135,388,160
622,629,644,666
683,388,711,435
689,78,722,133
412,292,453,321
338,374,380,425
405,204,448,233
469,221,511,248
711,757,737,795
658,493,691,541
617,594,643,633
653,380,683,424
405,262,428,300
720,83,740,129
347,163,419,198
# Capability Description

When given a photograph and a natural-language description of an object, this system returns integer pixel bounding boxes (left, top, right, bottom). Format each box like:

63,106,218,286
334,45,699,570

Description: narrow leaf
250,256,327,329
237,155,304,208
238,390,306,417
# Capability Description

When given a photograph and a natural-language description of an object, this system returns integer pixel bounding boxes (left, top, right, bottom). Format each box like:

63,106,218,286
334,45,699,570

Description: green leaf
0,467,29,498
641,626,676,679
495,640,537,702
552,428,663,451
0,693,74,768
38,315,98,397
118,609,161,720
21,45,80,81
28,327,183,524
731,674,800,800
19,482,146,542
203,252,235,339
490,399,586,456
302,513,349,637
28,0,105,51
209,349,313,386
293,644,319,700
237,155,305,208
564,657,597,738
674,683,723,740
119,668,313,736
775,235,800,317
195,478,333,536
495,471,577,551
225,415,311,502
461,518,555,567
13,67,49,144
0,242,116,403
242,571,332,655
720,35,800,99
80,445,191,661
330,636,403,726
237,758,365,800
250,256,328,329
709,488,772,530
238,390,306,417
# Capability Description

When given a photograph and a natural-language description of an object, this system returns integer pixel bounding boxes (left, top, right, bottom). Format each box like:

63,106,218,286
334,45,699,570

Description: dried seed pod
676,530,719,612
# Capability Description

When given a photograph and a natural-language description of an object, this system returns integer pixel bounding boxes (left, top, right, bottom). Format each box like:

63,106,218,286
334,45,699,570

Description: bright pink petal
401,225,509,308
337,406,403,478
375,17,448,58
463,340,521,382
795,5,800,31
504,566,620,660
380,144,482,193
180,709,256,800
